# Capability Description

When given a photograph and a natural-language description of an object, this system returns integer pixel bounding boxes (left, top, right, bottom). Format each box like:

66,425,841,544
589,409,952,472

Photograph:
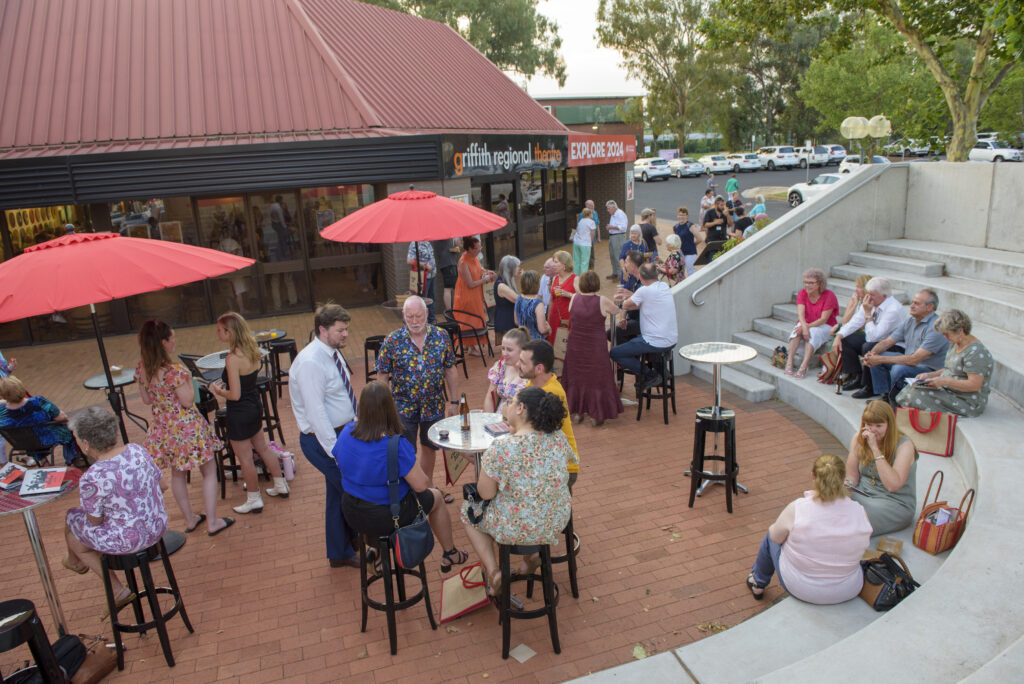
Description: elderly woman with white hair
63,407,169,617
896,309,994,417
657,233,686,285
786,268,839,378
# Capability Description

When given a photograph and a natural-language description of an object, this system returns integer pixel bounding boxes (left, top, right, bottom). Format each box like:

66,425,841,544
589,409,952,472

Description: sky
522,0,645,98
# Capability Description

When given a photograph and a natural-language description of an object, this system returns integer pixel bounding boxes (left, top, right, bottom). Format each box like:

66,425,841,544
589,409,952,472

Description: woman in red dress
562,271,624,426
546,250,576,345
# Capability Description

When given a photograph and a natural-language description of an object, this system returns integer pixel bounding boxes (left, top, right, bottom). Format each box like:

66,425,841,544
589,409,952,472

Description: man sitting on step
856,289,949,403
831,277,906,392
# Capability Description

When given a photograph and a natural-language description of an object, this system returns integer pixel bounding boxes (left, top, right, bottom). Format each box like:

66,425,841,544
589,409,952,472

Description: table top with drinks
427,394,505,453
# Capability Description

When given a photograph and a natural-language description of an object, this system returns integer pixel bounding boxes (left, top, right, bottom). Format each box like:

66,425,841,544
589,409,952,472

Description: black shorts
342,489,435,538
401,417,436,449
440,265,458,288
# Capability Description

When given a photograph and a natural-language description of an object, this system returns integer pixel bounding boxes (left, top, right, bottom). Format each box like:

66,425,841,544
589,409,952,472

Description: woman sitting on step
747,453,872,604
785,267,838,378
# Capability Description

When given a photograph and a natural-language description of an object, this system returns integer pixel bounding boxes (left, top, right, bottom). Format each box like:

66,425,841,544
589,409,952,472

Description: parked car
668,157,705,178
883,138,930,156
633,157,672,182
725,153,761,172
787,173,846,207
968,140,1022,162
756,146,799,170
699,155,732,174
795,146,830,168
838,155,892,173
827,144,847,165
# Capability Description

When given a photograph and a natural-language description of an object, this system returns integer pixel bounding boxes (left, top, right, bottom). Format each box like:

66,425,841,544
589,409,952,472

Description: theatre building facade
0,0,634,346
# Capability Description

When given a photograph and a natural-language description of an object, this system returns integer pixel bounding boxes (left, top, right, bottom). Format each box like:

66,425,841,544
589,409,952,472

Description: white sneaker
265,477,290,498
233,491,264,514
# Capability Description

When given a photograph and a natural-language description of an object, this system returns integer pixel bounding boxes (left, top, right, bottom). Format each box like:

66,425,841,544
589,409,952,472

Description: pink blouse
797,288,839,327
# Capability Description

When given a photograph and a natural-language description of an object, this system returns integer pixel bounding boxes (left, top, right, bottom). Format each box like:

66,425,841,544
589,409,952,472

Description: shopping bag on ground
913,471,975,555
440,562,489,622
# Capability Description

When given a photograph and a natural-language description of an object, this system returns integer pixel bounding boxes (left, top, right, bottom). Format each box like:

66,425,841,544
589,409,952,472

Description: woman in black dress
210,312,287,514
493,255,520,345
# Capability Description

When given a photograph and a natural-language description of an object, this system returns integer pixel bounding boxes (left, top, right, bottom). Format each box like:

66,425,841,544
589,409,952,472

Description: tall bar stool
437,321,469,379
267,338,297,398
257,375,284,445
101,538,193,670
688,407,740,513
363,335,385,384
0,599,65,683
526,515,580,599
356,535,436,655
213,409,240,498
497,543,560,660
636,348,676,424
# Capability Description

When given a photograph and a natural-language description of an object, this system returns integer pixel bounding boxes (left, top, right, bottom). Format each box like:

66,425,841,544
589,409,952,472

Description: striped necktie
333,351,357,411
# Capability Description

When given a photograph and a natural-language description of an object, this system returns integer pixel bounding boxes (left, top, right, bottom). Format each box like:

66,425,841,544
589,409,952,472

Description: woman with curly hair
136,320,232,536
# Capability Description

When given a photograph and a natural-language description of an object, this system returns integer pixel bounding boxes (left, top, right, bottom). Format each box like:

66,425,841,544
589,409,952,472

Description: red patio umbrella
319,189,508,294
0,232,254,442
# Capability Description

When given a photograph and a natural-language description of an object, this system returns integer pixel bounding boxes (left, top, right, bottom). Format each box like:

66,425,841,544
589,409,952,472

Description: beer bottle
459,393,470,431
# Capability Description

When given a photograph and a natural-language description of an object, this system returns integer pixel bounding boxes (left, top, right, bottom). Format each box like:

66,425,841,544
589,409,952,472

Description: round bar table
83,369,149,433
427,412,504,483
679,342,757,497
196,347,268,371
0,468,81,636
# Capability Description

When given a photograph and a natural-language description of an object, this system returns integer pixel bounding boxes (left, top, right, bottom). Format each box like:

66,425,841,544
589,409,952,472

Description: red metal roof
0,0,567,160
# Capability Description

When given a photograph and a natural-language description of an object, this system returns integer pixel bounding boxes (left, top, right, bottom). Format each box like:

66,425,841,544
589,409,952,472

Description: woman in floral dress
461,386,574,600
136,320,233,536
64,407,168,616
483,327,530,413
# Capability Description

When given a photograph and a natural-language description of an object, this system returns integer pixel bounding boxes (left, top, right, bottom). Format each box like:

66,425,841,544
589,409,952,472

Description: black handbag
859,552,920,611
386,435,435,569
462,483,491,525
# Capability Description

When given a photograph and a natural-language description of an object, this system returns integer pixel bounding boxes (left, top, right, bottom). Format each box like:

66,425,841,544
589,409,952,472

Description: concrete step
690,362,776,403
731,330,785,359
752,316,793,341
867,239,1024,290
772,303,798,322
849,251,945,277
829,263,1024,337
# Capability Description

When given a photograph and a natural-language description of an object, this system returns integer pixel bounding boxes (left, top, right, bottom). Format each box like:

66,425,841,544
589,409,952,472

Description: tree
718,0,1024,160
596,0,721,151
362,0,566,86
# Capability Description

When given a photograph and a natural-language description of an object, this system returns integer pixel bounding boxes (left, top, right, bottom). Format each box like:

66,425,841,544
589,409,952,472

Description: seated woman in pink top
786,267,839,378
746,453,872,604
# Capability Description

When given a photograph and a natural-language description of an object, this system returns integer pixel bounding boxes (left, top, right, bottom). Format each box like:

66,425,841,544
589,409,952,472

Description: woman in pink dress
786,268,839,378
483,327,530,413
562,271,624,426
136,320,232,536
64,407,169,617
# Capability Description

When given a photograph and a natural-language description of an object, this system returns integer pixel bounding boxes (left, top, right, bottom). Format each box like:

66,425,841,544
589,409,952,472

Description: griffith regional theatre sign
567,134,637,167
442,135,567,178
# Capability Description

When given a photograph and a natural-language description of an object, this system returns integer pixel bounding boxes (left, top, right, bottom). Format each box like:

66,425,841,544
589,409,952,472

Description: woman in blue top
0,376,78,466
513,270,550,340
334,381,469,574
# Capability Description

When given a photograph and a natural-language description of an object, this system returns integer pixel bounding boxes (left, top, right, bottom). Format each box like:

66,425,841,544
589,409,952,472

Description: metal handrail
689,163,895,306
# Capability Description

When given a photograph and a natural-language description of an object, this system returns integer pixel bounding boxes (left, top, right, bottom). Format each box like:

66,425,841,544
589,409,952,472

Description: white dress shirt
838,294,906,344
539,273,552,307
288,337,356,453
608,209,628,234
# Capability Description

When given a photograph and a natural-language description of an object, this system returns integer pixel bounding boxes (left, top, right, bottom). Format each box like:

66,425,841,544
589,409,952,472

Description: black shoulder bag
386,435,435,569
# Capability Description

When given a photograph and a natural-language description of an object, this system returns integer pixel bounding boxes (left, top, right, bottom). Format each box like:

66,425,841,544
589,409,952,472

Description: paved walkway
0,238,842,682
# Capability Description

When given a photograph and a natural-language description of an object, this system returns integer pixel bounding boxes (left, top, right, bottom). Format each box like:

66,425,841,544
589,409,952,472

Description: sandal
442,491,455,504
366,547,382,578
746,573,765,600
100,589,137,621
485,568,503,606
795,368,807,379
440,547,469,574
784,366,794,376
184,514,206,533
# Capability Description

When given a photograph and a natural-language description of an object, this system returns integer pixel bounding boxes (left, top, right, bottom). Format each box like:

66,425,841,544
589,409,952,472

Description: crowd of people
2,192,1002,640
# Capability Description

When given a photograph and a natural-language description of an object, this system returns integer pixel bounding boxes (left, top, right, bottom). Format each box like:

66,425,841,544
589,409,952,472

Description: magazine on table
0,463,28,490
483,421,511,436
18,467,68,496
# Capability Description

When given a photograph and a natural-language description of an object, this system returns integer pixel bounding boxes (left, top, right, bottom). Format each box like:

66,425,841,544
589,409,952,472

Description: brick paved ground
0,233,842,682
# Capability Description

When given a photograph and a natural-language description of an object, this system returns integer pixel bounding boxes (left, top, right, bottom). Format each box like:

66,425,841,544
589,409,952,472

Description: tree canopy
362,0,566,86
718,0,1024,159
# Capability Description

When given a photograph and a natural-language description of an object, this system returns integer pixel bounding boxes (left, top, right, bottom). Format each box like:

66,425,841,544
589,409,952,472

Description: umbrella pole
91,304,129,444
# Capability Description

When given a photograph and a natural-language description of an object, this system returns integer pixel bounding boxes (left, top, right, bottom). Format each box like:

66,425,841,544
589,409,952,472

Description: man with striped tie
289,302,360,568
376,296,461,503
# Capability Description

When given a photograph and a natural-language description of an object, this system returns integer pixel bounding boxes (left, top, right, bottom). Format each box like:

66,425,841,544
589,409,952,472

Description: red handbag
913,471,975,555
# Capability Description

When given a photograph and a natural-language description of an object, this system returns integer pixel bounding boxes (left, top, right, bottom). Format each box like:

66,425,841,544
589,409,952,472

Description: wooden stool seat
498,543,560,660
688,407,740,513
0,599,65,683
357,535,436,655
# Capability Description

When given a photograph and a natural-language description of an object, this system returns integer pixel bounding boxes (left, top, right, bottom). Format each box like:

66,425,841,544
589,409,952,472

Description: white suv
968,140,1022,162
699,155,732,173
827,145,847,165
633,157,672,181
725,153,761,172
757,146,799,170
795,146,830,168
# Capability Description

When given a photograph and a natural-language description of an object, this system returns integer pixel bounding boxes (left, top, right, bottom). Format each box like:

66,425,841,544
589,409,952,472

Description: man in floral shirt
377,296,461,500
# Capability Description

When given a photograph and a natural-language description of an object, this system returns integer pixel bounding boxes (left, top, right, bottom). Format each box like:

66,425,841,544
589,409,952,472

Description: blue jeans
299,433,355,561
750,532,788,591
424,276,436,323
610,336,666,376
869,354,932,396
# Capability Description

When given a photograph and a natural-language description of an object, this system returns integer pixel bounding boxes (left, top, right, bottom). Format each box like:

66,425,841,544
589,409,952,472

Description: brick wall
583,162,635,238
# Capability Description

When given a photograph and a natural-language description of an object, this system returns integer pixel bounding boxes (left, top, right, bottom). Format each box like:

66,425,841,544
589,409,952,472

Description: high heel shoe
233,491,264,514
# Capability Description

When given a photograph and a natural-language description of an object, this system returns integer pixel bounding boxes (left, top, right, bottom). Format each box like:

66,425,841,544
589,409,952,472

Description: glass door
249,192,309,314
